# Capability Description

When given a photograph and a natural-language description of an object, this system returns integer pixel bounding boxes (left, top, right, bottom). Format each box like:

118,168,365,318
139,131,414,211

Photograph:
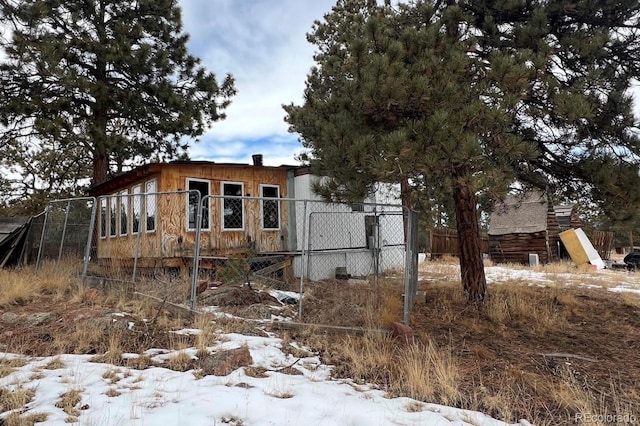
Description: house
290,168,405,280
89,157,293,268
88,159,406,280
488,192,560,264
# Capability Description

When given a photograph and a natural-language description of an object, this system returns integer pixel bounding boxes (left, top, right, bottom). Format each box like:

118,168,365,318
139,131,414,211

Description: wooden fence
591,230,614,260
429,227,489,258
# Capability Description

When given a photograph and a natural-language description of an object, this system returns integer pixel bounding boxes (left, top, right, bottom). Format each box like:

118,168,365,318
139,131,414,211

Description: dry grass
2,412,49,426
194,313,217,352
0,261,81,306
35,261,78,296
485,284,566,334
105,387,121,397
124,354,153,370
167,351,193,372
289,270,640,425
55,389,82,417
0,357,27,378
2,260,640,425
91,333,124,365
102,367,121,384
44,357,66,370
0,386,35,412
338,333,396,385
0,269,39,306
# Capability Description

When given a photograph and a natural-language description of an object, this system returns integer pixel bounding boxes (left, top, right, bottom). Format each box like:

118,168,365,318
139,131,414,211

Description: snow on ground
0,332,532,426
3,262,638,425
419,262,640,295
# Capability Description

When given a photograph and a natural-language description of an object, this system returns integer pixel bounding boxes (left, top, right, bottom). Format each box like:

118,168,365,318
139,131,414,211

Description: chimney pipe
252,154,263,166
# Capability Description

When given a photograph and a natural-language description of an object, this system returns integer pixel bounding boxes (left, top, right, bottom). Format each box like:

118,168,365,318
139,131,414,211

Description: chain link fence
33,192,419,325
30,198,96,271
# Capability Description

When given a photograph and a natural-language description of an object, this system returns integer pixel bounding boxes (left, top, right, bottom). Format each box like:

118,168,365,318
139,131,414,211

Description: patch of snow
0,332,527,426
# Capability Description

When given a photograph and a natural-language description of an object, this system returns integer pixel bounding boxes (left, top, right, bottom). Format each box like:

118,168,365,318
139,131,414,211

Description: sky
178,0,338,167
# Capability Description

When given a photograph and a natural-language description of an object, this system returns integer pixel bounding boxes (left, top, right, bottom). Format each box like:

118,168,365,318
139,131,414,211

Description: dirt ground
410,283,640,423
1,265,640,425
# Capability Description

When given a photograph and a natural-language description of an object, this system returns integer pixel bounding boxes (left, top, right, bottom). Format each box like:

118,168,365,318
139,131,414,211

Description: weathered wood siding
489,206,560,264
95,163,290,259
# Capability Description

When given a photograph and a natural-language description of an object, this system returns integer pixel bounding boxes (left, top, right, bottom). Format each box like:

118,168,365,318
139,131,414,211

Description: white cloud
179,0,334,164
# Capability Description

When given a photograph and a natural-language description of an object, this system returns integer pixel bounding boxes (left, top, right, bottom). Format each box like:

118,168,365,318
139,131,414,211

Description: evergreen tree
0,0,236,193
285,0,640,302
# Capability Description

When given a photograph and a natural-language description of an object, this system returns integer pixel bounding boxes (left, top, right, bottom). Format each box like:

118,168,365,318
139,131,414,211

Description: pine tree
0,0,236,193
285,0,640,302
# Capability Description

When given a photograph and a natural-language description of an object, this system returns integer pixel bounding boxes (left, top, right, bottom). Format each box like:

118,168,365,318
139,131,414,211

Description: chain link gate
190,196,418,325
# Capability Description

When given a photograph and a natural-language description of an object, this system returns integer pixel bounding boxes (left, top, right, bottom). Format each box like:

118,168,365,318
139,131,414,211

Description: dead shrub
0,386,35,412
167,351,193,372
55,389,82,417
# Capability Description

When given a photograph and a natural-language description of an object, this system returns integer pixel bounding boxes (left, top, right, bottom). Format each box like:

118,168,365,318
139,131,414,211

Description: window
132,184,142,234
350,202,365,212
100,198,107,238
145,179,157,232
222,182,244,230
187,178,210,230
261,185,280,230
119,189,129,236
109,195,117,237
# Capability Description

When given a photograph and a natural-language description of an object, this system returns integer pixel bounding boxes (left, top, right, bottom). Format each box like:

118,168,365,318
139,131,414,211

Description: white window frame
132,184,142,235
260,184,280,230
221,181,245,231
99,197,107,239
145,179,157,233
186,178,211,231
119,189,129,236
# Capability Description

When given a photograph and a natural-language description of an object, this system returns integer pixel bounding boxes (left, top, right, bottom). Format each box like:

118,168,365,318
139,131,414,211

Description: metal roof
0,217,31,268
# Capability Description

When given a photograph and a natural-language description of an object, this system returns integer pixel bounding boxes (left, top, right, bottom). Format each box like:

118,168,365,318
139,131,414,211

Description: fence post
81,198,98,280
403,208,419,325
298,200,308,320
132,195,143,284
189,192,204,311
36,205,51,270
56,200,72,267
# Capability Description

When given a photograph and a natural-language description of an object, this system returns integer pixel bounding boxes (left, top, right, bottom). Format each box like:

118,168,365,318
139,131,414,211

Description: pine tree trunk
93,145,108,186
400,176,414,237
451,166,487,302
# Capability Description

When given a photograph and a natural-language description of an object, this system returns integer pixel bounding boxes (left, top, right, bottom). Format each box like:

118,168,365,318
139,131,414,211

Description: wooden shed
89,159,294,268
554,205,582,231
488,192,560,264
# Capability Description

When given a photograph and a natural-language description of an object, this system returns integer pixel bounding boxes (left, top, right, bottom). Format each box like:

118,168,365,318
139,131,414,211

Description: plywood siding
96,163,291,259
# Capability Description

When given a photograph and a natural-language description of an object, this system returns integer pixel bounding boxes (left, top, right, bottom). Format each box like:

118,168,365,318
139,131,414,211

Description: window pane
188,180,209,229
132,185,141,234
100,198,107,238
145,180,156,232
120,190,129,235
261,186,279,229
223,183,243,229
109,196,117,237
